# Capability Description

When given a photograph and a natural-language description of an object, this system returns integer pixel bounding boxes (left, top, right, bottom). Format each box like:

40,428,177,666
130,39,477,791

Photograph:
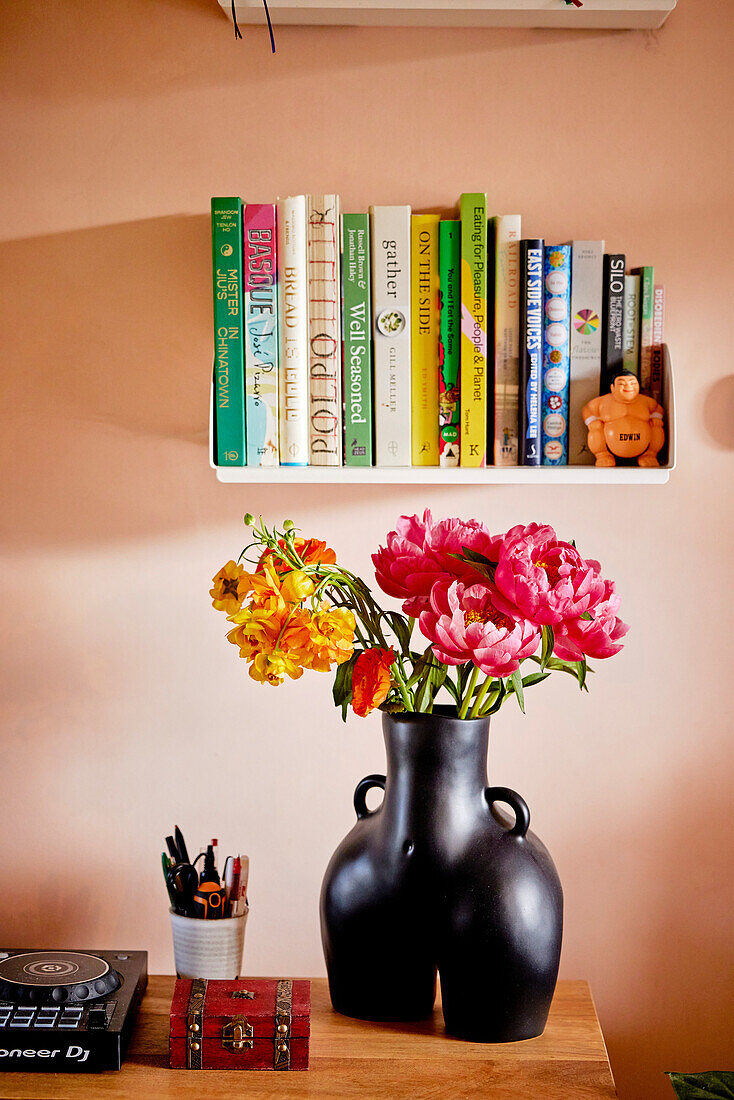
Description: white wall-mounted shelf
219,0,676,30
212,348,676,486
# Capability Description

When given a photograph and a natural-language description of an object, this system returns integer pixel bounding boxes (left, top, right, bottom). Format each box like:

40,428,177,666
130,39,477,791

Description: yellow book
411,214,440,466
460,193,488,467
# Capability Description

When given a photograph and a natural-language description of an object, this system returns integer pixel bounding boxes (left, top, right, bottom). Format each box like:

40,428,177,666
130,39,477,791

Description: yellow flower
210,561,249,615
280,569,316,604
246,561,289,611
249,651,304,686
303,607,355,672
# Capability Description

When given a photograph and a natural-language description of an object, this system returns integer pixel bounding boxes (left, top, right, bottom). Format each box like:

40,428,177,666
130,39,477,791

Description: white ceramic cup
169,907,248,979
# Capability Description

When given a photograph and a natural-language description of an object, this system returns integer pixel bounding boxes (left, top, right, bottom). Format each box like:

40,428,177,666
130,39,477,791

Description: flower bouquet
211,510,627,719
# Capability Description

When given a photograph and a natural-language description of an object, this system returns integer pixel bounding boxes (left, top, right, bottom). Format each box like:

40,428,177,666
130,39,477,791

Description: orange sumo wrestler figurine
582,370,665,468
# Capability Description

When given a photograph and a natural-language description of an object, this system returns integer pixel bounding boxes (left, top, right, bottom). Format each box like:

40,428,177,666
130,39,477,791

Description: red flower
372,510,500,617
351,648,396,718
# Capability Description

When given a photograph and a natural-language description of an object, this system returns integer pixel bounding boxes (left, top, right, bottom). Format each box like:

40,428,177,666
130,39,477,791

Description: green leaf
667,1071,734,1100
509,670,525,713
580,610,594,621
576,657,588,691
522,671,551,688
540,625,555,671
332,652,358,709
443,676,461,704
383,611,413,654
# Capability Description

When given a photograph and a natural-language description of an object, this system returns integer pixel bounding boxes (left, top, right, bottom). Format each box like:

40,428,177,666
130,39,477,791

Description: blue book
541,245,572,466
519,239,544,465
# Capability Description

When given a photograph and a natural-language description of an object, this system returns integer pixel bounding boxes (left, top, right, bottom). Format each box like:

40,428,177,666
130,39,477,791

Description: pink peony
494,523,606,626
373,510,500,616
553,580,629,660
419,580,541,679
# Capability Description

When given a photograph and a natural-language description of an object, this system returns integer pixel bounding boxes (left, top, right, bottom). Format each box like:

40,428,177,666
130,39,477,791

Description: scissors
166,862,199,917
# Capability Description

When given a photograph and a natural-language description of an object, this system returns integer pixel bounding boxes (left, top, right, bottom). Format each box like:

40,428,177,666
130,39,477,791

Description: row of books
210,195,665,468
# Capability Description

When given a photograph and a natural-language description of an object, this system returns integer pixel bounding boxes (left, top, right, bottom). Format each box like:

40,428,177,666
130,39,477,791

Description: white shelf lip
219,0,676,29
212,346,676,486
216,464,672,484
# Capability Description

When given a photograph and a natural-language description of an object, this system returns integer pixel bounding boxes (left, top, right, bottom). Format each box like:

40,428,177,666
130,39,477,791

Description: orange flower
258,537,337,575
249,650,304,686
210,561,249,615
303,608,355,672
351,648,396,718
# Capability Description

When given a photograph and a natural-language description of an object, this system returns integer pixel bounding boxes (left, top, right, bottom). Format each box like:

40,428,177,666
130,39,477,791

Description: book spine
211,197,246,466
459,193,487,467
307,195,342,465
637,265,655,392
493,214,521,465
411,214,440,465
622,274,640,376
600,253,626,394
439,220,461,467
649,284,666,403
518,239,544,466
568,240,604,466
370,205,412,466
342,214,373,466
277,196,309,465
541,245,572,466
244,203,279,466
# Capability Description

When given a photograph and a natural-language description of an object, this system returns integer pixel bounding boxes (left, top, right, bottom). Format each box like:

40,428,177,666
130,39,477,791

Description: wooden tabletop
0,977,616,1098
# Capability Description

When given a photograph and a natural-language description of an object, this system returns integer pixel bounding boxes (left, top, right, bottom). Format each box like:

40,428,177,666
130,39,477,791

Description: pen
165,836,179,862
174,825,190,866
227,857,240,918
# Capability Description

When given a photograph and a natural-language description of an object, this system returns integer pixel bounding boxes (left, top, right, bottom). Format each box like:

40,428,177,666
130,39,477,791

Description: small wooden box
169,978,310,1070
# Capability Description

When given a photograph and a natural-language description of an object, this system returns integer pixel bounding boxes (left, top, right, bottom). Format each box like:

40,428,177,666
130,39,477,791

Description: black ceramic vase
320,707,563,1042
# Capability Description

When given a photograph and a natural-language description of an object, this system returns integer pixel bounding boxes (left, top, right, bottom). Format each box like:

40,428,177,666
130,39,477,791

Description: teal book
342,213,373,465
211,197,246,466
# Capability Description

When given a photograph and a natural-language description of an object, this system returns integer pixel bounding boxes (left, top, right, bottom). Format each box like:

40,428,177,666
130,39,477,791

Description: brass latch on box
222,1014,254,1052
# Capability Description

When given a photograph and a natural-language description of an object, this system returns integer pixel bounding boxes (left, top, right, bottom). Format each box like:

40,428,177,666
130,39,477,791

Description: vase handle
353,774,386,820
485,786,530,838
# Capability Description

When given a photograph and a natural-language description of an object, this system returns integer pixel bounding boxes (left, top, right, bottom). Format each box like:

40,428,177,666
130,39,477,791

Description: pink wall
1,1,733,1095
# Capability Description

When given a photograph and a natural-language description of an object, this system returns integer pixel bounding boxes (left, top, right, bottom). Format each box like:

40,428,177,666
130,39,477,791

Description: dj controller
0,949,147,1071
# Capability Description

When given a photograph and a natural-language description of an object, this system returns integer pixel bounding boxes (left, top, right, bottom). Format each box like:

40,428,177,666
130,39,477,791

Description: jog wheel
0,951,121,1005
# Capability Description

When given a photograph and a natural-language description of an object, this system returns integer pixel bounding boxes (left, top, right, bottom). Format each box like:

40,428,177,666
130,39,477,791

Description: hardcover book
411,214,440,465
211,197,246,467
493,214,521,465
568,240,604,465
649,283,666,403
622,273,640,376
342,213,373,466
244,203,279,466
438,220,461,467
519,239,544,466
541,244,572,466
635,265,655,392
277,196,309,465
459,193,487,467
600,253,626,394
307,195,342,465
370,205,412,466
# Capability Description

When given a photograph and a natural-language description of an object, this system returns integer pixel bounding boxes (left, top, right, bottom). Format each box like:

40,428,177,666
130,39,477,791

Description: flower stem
468,674,495,719
391,662,414,712
458,664,480,719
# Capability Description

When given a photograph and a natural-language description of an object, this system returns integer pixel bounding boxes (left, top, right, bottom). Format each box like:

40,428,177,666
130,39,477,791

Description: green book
342,213,373,465
439,220,461,466
459,193,488,466
211,197,246,466
635,265,655,393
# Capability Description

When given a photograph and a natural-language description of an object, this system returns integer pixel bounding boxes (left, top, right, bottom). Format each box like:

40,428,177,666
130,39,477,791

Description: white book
568,240,605,465
622,274,640,375
277,196,309,465
370,205,412,466
494,215,521,465
307,194,342,465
